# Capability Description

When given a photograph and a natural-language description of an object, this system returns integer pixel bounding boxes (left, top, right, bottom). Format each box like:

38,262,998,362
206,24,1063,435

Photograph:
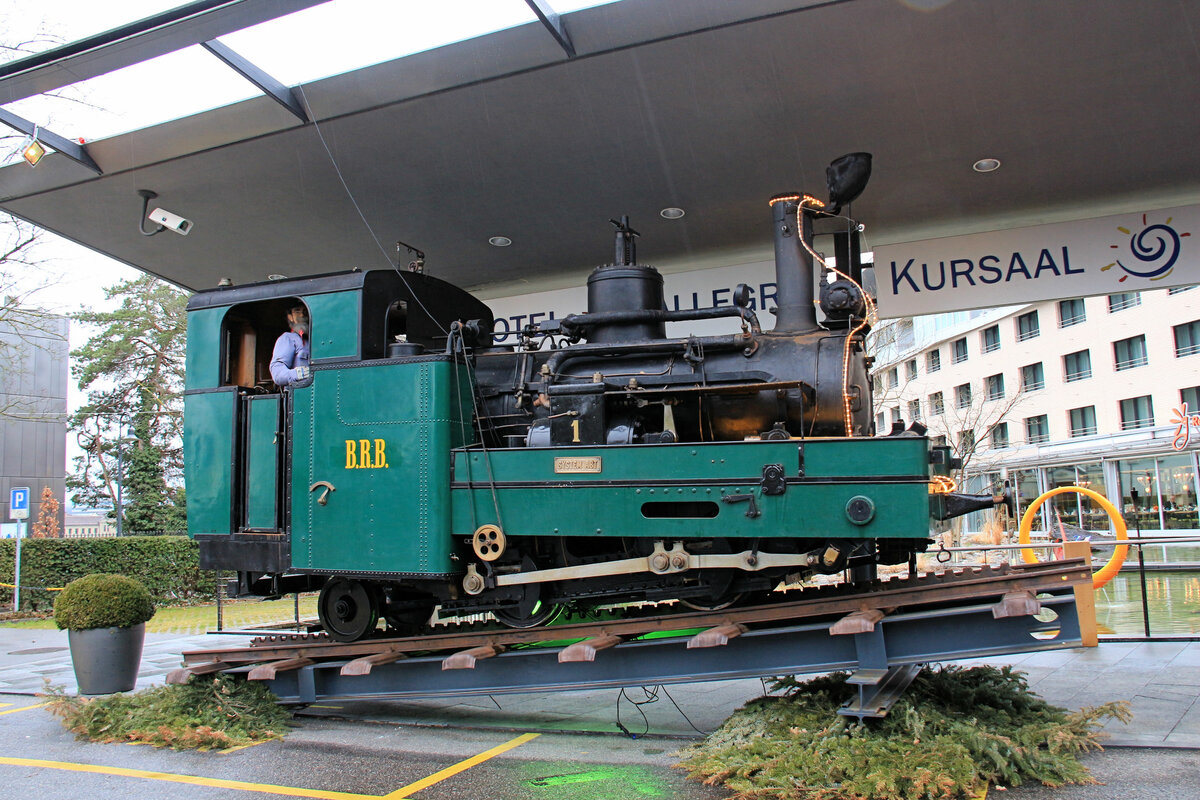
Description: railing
1064,367,1091,381
942,532,1200,641
1115,355,1148,370
1058,313,1086,328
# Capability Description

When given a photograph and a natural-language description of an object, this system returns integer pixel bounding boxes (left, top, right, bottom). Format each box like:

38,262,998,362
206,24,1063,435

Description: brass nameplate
554,456,602,474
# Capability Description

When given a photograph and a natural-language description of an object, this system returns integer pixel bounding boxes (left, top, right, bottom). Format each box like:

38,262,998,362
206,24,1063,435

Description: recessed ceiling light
972,158,1002,173
267,273,287,280
489,236,512,247
660,207,686,220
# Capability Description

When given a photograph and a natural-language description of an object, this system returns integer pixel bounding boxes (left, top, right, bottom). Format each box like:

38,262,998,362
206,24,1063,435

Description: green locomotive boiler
184,190,996,641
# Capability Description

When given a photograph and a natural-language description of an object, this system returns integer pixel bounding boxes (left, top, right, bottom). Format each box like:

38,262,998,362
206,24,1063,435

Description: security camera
147,207,193,236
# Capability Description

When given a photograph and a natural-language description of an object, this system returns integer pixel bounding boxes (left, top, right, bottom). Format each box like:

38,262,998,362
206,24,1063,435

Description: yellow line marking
0,731,540,800
309,704,344,709
219,738,279,755
0,756,378,800
972,784,989,799
0,702,48,716
383,732,540,799
0,703,12,708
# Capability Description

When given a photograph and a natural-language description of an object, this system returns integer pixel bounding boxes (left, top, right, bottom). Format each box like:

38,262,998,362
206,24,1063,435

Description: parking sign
9,488,29,520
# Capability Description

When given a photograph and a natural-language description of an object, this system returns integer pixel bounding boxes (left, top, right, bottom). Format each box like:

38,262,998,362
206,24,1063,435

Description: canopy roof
1,0,1198,295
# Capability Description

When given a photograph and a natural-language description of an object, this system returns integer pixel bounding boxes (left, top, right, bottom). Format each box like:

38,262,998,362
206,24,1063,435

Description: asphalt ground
0,628,1196,798
0,693,723,800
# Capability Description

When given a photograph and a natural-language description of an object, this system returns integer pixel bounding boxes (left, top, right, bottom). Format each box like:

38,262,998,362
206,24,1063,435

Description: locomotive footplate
173,560,1094,715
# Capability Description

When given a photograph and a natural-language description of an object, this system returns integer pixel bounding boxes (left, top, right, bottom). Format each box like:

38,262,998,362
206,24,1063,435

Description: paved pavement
0,627,1196,747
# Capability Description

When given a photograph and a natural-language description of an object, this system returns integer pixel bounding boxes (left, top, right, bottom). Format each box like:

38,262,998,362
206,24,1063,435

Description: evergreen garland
676,666,1130,800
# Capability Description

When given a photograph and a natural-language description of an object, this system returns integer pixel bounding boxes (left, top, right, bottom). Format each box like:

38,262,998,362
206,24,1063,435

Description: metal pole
13,520,22,613
116,436,124,537
294,591,300,631
216,570,224,632
1130,489,1150,637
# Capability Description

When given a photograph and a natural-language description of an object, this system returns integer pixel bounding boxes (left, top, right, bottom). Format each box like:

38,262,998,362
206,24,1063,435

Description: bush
54,573,156,631
0,536,218,611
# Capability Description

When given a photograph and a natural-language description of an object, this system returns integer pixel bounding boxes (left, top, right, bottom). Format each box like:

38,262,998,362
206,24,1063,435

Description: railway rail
171,559,1093,719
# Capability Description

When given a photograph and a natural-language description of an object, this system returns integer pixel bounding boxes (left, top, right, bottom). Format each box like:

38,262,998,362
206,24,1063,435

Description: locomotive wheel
318,578,380,642
493,584,562,628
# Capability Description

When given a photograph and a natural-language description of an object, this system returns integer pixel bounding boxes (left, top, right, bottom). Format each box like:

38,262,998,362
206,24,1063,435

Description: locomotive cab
184,271,493,602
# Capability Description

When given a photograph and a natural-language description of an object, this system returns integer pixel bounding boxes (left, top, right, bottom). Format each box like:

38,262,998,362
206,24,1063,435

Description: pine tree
32,486,60,538
68,275,188,529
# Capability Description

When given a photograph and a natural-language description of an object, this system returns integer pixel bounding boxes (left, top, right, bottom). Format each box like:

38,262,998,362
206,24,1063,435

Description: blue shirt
270,331,311,387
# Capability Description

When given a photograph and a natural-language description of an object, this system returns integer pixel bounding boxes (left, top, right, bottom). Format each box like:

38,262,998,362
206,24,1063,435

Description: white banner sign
874,204,1199,318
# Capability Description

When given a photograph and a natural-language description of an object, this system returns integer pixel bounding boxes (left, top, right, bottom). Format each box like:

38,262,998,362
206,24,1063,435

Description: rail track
171,559,1092,711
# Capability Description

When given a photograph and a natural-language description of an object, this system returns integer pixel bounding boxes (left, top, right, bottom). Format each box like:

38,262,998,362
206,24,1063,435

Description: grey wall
0,309,67,531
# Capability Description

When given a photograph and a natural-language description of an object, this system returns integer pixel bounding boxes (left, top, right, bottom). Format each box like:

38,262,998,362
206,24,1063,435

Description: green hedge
0,537,218,612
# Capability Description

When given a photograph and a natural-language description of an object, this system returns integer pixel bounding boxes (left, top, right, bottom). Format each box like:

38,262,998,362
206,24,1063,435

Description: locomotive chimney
769,193,819,333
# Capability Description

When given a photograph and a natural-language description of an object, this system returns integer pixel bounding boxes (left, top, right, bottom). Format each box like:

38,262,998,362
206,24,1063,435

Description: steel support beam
200,40,309,123
262,593,1083,705
0,0,331,105
0,108,101,174
524,0,576,58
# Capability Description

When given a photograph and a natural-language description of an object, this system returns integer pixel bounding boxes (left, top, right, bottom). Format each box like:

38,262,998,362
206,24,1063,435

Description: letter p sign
9,487,29,520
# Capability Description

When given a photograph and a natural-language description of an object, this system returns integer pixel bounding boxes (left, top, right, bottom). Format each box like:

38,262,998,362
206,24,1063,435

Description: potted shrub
54,574,156,695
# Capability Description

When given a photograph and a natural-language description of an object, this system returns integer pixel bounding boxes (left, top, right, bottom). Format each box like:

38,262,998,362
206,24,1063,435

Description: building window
1016,311,1040,342
1058,298,1086,327
958,430,975,452
929,391,944,415
1169,285,1197,295
931,434,948,447
905,359,918,381
990,422,1010,449
955,382,972,409
985,373,1005,400
1119,395,1155,430
1025,414,1049,444
876,412,885,432
890,406,902,425
1108,292,1141,312
1063,349,1092,382
1174,321,1200,357
952,337,968,364
908,399,921,421
1182,386,1200,412
886,367,899,388
982,325,1000,353
1021,362,1045,391
1114,334,1148,371
927,349,942,373
1069,406,1098,437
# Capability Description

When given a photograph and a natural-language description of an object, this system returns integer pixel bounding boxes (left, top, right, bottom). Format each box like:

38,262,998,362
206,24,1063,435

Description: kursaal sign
874,204,1197,318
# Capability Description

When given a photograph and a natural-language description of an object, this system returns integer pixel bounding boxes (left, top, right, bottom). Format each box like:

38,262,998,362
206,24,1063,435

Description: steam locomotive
184,174,995,641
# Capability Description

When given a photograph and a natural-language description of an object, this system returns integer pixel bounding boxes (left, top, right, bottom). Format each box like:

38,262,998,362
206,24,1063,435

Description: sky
0,0,616,479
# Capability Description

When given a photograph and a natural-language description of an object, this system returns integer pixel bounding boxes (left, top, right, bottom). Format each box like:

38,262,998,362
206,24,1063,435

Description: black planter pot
67,623,146,695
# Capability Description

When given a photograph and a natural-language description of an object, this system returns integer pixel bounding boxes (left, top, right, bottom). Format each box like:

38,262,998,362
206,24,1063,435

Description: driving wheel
318,577,380,642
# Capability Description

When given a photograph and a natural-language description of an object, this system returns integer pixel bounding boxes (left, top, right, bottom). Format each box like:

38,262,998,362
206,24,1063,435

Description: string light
792,202,877,436
930,475,958,494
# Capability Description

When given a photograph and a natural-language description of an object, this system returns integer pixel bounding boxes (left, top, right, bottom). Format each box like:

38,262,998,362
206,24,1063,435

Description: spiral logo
1103,215,1191,283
